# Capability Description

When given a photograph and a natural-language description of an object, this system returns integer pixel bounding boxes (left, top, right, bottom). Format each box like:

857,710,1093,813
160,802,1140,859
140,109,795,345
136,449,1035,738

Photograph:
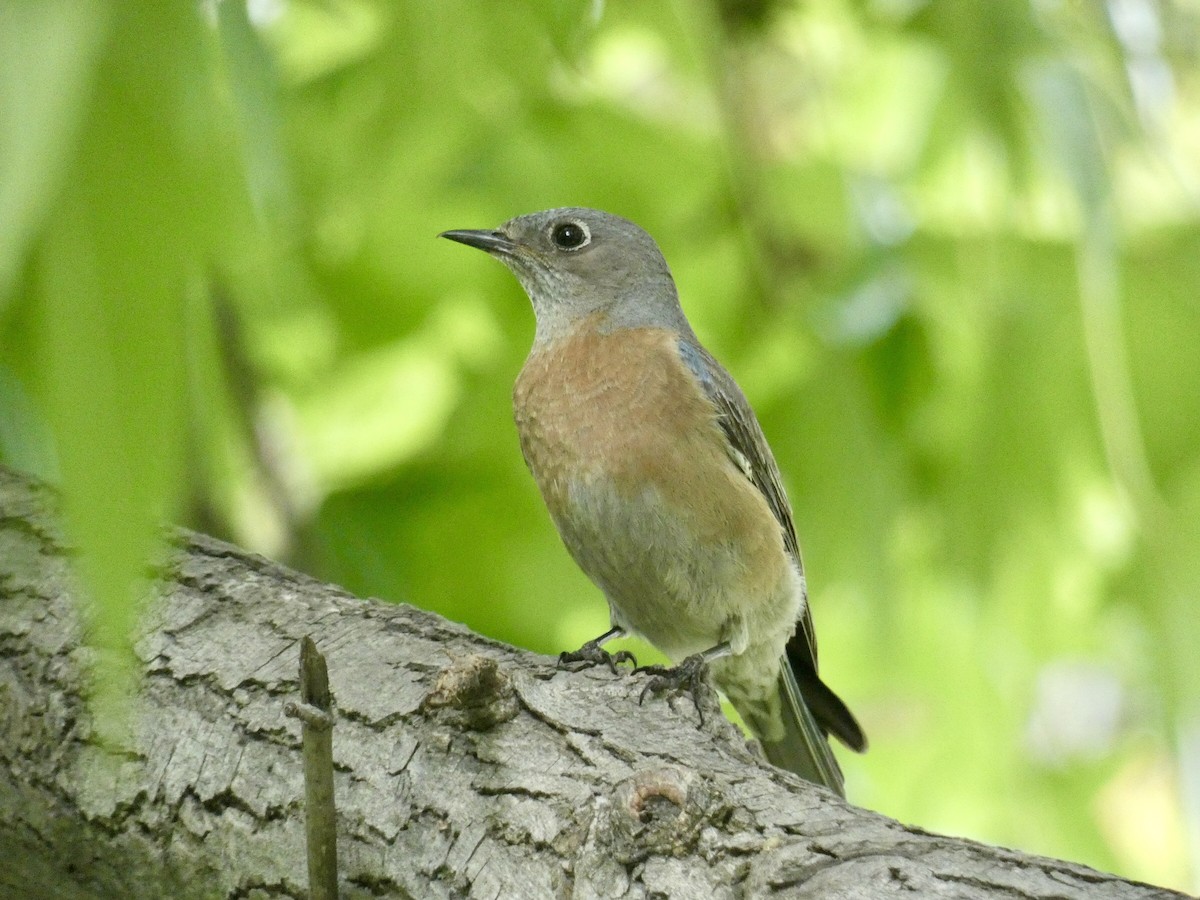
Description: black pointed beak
438,228,517,255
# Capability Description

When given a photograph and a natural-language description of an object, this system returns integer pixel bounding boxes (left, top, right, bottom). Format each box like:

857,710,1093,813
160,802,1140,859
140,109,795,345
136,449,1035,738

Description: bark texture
0,467,1188,899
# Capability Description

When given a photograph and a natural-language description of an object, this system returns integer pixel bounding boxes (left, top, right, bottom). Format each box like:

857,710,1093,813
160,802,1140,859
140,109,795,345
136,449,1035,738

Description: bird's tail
759,657,846,796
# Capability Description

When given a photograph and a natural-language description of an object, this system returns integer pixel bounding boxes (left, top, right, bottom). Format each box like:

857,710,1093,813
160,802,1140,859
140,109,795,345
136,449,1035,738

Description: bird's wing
676,338,811,632
677,337,866,753
676,341,801,557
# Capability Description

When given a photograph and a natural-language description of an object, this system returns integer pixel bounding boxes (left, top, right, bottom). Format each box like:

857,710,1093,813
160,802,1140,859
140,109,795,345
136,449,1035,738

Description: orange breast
515,327,702,482
513,323,782,560
513,322,797,662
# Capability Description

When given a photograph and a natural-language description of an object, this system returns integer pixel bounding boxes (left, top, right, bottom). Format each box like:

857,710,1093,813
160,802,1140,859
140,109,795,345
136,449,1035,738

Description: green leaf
0,0,106,299
33,2,235,739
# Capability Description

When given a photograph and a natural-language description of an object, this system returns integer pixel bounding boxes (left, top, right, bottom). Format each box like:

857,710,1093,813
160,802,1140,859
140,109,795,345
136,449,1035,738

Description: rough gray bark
0,467,1189,900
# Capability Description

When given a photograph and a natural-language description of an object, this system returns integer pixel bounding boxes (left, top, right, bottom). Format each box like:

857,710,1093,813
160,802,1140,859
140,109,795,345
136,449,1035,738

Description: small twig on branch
285,636,338,900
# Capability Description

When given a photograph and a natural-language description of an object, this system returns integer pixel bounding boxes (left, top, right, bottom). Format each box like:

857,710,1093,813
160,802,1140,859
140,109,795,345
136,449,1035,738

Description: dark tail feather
760,658,846,796
792,662,868,752
786,634,868,753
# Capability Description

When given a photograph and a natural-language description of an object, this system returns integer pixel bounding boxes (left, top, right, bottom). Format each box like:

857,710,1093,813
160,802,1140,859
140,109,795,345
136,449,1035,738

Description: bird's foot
558,639,637,675
637,653,711,724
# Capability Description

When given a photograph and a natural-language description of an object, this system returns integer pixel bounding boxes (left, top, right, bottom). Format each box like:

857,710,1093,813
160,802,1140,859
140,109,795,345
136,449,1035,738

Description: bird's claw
636,653,711,724
558,640,637,675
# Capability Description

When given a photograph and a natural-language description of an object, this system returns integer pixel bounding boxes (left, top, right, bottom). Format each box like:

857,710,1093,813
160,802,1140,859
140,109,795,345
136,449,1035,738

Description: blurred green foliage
2,0,1198,889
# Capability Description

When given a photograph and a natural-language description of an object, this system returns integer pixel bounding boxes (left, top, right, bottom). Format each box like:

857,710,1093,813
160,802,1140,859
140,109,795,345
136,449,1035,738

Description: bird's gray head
440,207,689,342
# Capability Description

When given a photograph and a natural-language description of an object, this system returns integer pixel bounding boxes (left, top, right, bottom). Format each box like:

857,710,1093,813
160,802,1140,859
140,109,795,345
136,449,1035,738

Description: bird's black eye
551,220,589,250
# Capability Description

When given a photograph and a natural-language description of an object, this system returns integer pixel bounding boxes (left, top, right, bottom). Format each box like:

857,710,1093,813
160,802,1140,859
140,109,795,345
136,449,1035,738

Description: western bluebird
440,208,866,794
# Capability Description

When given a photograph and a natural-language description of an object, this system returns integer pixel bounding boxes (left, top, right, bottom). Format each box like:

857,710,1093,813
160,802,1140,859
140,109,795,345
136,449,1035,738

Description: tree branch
0,467,1185,899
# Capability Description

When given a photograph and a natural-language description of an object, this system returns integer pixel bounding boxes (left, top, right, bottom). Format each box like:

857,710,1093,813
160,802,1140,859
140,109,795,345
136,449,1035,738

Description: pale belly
540,467,802,665
556,475,750,658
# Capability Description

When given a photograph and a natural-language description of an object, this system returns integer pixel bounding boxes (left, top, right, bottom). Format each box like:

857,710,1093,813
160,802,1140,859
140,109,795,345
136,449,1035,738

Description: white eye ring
549,219,591,251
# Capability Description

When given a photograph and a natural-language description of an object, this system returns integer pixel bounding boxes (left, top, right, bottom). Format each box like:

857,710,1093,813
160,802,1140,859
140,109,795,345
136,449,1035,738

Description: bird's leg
636,642,731,725
558,625,637,674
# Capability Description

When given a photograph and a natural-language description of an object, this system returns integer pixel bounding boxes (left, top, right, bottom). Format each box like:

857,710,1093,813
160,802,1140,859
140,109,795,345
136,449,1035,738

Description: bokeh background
2,0,1198,891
